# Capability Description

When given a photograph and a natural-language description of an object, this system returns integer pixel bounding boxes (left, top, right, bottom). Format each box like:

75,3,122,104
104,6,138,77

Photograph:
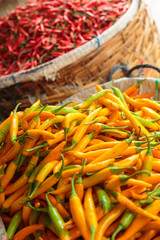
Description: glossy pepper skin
69,172,91,240
7,210,22,240
46,192,69,240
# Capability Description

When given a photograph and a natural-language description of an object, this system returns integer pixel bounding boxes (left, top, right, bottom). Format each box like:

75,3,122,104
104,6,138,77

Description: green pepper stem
0,159,6,175
70,172,79,198
18,154,26,169
33,105,47,122
150,118,160,123
102,130,122,136
147,183,160,199
135,79,145,88
14,144,23,166
102,125,128,130
62,139,77,152
112,223,123,240
84,118,98,125
13,103,21,115
25,141,49,152
25,201,47,212
110,166,136,175
46,192,52,208
63,165,80,171
120,170,151,184
75,159,87,184
55,154,65,179
21,182,33,204
29,181,40,199
35,230,43,240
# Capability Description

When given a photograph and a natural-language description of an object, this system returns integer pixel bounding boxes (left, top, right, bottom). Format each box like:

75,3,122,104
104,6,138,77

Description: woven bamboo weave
0,0,160,117
56,1,160,86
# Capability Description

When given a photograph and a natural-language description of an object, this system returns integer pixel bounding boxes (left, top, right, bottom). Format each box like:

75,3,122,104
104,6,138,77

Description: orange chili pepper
62,158,114,179
95,204,125,240
27,129,56,140
0,140,21,164
73,132,95,152
84,187,98,240
90,137,133,164
69,172,91,240
12,224,44,240
3,184,28,210
132,92,154,99
56,178,71,206
22,205,32,225
10,103,21,144
62,112,86,142
64,107,102,151
21,111,55,130
74,160,86,201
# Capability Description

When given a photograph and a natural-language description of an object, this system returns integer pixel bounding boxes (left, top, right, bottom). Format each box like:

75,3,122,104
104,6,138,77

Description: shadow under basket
0,0,160,119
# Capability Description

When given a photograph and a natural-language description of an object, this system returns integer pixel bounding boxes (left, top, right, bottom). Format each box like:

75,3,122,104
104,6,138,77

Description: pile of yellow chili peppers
1,82,160,240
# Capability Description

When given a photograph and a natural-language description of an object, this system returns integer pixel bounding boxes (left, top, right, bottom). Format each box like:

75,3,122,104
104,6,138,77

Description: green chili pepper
74,89,110,110
7,210,22,240
96,186,111,213
111,209,136,240
110,85,128,108
46,192,69,239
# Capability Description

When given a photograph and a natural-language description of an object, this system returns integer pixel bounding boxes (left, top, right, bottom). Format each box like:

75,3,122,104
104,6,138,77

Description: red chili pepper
0,0,131,75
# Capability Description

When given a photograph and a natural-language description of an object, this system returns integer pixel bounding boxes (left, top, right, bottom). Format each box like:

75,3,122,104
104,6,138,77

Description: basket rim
62,76,160,103
0,0,140,88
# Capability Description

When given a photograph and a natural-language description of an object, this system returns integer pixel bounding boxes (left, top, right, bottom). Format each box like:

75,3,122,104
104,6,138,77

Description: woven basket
0,0,160,118
63,77,160,104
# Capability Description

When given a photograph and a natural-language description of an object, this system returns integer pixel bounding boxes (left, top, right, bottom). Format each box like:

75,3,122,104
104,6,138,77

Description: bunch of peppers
0,0,131,76
1,82,160,239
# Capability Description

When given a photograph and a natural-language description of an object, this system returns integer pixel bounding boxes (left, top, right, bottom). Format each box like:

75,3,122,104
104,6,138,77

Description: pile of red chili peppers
0,0,131,76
